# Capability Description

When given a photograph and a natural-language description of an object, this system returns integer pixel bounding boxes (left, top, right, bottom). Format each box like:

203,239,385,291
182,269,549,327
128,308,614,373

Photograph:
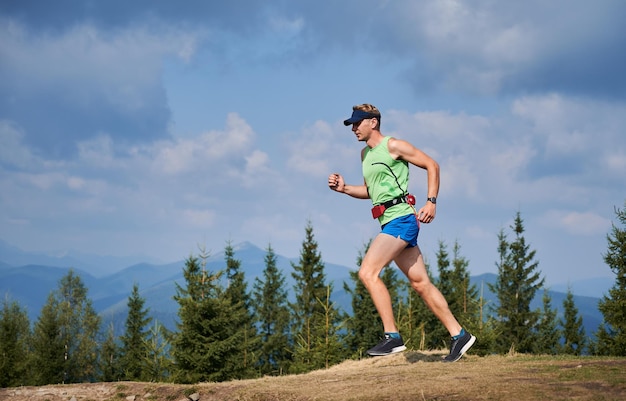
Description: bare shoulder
387,136,436,168
387,137,418,159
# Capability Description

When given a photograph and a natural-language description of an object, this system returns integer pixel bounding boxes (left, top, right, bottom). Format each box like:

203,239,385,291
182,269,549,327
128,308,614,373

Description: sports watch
427,197,437,204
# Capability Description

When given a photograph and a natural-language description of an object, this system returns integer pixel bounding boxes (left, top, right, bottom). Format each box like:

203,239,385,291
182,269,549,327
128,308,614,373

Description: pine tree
252,244,292,375
30,293,66,385
222,241,258,379
290,221,340,372
313,285,346,369
171,253,239,383
595,201,626,356
55,270,101,383
143,320,172,382
534,290,560,355
99,322,122,381
119,283,152,380
450,241,480,328
472,279,498,356
560,288,586,355
489,212,544,354
0,298,31,387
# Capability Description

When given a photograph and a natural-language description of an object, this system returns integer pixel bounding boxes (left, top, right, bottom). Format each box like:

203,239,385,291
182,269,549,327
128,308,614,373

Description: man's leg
359,233,407,333
394,245,462,336
395,244,476,361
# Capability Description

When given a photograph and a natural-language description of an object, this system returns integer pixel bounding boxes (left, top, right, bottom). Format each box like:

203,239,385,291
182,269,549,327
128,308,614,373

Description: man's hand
416,202,436,223
328,173,345,193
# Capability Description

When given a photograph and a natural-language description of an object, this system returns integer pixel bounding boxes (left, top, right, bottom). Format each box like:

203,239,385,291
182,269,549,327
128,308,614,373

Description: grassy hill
1,353,624,400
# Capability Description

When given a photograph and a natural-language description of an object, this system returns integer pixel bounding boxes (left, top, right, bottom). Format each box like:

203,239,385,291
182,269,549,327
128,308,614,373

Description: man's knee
411,279,432,296
358,266,379,287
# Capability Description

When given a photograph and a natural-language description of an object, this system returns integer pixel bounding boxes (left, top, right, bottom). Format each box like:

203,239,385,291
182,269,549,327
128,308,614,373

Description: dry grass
2,351,625,401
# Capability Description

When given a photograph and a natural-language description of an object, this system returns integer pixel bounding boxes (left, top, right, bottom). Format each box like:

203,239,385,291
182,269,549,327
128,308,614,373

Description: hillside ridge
1,353,624,401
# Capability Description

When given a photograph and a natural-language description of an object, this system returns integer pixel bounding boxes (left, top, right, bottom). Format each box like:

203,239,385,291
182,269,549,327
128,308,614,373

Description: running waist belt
371,194,416,219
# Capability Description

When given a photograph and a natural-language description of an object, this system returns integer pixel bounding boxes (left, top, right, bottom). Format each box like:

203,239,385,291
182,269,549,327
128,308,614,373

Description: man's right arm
342,183,370,199
328,173,369,199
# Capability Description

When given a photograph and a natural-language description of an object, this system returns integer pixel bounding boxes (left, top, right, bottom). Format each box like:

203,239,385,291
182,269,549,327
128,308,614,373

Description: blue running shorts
380,213,420,247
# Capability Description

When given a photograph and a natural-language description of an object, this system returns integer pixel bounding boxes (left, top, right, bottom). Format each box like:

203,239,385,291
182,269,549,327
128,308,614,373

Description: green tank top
362,136,413,225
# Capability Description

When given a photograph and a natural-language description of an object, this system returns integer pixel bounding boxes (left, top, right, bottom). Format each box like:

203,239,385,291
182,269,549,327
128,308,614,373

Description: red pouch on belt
371,204,386,219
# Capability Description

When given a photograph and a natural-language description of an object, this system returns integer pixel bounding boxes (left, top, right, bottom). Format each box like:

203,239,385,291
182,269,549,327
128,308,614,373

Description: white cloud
386,0,540,93
0,18,207,154
367,1,626,96
512,94,589,154
465,224,493,241
203,113,256,159
542,210,611,236
386,108,533,201
181,209,217,228
77,135,116,167
245,150,270,172
380,95,626,210
511,94,626,186
66,176,86,190
1,20,201,92
389,109,491,144
441,154,480,198
483,23,535,65
153,138,197,175
153,112,256,175
605,151,626,173
268,15,305,35
23,172,67,191
489,142,535,179
287,120,354,178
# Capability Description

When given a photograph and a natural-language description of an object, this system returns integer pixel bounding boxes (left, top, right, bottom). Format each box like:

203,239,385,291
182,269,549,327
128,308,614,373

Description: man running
328,103,475,362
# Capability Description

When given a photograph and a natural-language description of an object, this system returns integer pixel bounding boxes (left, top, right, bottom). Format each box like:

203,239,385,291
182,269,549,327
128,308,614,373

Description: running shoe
366,334,407,356
443,331,476,362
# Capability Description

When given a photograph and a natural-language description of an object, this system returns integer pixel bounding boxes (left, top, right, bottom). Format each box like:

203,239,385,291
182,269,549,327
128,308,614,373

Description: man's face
352,117,377,141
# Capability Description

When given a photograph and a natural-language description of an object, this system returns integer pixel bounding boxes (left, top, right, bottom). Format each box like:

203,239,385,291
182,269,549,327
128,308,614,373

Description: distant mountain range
0,239,159,277
0,239,614,338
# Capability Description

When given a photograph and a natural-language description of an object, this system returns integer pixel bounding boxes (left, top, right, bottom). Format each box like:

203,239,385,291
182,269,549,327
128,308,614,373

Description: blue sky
1,0,625,286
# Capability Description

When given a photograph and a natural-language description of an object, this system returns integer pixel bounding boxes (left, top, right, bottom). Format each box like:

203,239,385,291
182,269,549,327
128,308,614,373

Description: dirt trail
2,353,625,401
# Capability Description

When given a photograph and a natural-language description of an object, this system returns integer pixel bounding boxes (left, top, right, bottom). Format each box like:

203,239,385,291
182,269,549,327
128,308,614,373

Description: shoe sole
443,335,476,363
367,345,407,356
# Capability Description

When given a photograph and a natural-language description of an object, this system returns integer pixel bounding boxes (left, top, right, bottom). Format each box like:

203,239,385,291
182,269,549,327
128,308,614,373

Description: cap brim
343,117,362,126
343,109,378,126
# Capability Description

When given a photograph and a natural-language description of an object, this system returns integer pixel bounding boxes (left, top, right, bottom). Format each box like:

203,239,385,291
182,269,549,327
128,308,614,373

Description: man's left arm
388,138,439,223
